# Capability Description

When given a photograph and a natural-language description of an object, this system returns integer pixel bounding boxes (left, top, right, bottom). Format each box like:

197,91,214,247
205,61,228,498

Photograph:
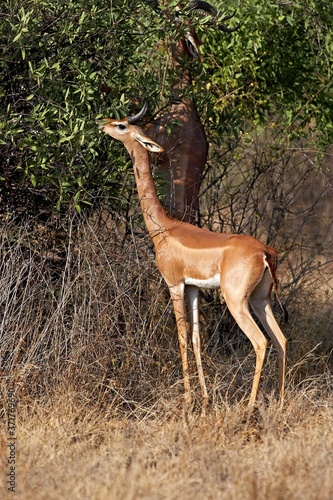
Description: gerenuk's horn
128,99,149,124
187,1,239,33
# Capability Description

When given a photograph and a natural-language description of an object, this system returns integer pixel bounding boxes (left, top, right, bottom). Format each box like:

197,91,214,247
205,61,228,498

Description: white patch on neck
185,272,220,289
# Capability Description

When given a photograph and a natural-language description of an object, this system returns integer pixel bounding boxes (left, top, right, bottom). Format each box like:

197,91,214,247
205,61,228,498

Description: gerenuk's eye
117,124,127,131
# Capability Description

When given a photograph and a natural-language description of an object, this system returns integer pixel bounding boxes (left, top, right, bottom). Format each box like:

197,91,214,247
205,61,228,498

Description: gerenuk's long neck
126,142,172,241
170,39,192,100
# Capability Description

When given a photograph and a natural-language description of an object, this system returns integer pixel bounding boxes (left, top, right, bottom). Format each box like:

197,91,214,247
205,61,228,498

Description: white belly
185,272,220,289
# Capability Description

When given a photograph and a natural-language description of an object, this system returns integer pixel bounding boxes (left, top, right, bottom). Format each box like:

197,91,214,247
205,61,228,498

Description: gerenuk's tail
264,251,288,324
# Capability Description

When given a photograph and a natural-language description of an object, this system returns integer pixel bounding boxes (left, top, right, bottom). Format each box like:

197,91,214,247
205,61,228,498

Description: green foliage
199,0,333,144
0,0,159,215
1,0,333,217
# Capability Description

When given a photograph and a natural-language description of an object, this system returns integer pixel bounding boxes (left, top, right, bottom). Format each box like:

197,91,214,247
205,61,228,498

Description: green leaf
30,174,37,187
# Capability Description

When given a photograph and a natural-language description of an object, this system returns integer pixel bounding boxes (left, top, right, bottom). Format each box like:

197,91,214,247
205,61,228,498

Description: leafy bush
1,0,333,218
1,0,159,215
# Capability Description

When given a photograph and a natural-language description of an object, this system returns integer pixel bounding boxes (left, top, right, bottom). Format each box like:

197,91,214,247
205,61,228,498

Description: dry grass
0,214,332,499
0,389,332,500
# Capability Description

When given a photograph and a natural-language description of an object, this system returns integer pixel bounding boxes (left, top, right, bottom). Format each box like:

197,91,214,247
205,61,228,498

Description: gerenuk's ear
135,133,164,153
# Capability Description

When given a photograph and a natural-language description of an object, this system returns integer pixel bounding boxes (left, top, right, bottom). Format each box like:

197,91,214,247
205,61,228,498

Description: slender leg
169,284,191,405
225,295,268,407
186,285,209,409
250,271,287,406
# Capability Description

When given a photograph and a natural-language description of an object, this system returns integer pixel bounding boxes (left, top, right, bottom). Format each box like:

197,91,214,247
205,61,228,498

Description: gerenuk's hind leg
224,294,268,407
250,270,287,406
